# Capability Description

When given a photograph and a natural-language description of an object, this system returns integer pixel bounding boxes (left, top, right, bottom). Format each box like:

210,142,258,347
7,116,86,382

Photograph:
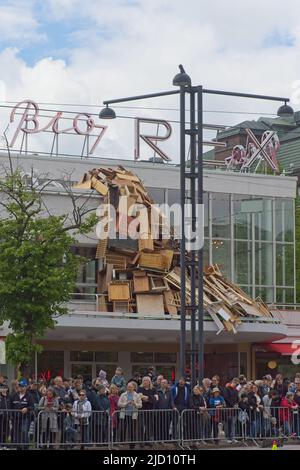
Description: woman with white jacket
118,381,142,448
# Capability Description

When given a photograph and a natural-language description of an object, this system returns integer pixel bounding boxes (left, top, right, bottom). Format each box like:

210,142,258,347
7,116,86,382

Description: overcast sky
0,0,300,161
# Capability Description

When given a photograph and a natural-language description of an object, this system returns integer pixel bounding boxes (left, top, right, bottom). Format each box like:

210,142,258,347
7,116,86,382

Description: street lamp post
99,66,291,386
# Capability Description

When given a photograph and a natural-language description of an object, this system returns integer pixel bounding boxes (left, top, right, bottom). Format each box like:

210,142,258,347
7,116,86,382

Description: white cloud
0,1,45,44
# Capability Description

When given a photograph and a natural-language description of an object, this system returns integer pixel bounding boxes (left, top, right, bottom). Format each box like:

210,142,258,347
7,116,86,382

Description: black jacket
223,386,239,408
9,391,34,412
137,387,156,410
189,393,206,410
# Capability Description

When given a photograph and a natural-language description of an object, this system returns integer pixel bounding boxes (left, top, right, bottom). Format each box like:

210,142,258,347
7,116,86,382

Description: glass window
71,364,92,382
73,246,97,286
211,193,230,239
130,352,154,363
276,288,295,304
70,351,94,362
211,239,231,278
239,352,248,377
255,242,273,286
276,244,294,286
131,365,153,377
233,195,252,240
95,352,118,362
255,286,274,303
234,240,252,284
155,365,176,381
254,199,273,241
154,353,177,363
203,239,210,269
167,189,180,206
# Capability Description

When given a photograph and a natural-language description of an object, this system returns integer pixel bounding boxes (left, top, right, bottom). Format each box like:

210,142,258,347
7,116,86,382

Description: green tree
0,168,97,373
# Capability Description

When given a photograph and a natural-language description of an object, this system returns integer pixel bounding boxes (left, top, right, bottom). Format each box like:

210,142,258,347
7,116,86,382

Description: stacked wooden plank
74,166,273,333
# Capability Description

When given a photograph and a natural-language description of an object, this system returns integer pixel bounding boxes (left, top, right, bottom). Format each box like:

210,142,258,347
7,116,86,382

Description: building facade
0,151,297,383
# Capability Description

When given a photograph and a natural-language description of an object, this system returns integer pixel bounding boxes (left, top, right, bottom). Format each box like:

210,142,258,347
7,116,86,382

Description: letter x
241,128,279,172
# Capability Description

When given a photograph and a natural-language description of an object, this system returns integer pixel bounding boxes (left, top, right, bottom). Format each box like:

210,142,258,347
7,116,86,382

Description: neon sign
225,128,280,173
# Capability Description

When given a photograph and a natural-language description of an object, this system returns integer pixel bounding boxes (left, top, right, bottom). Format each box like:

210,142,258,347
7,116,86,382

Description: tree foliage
0,169,97,370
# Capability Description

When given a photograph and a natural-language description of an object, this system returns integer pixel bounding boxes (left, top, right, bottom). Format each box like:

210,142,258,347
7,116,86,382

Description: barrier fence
0,407,300,449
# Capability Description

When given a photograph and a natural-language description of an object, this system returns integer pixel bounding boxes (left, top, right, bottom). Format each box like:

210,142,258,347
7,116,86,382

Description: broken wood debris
74,166,273,333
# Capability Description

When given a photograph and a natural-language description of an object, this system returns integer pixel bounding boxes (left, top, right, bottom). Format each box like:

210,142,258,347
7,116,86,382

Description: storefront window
131,352,154,363
95,352,118,362
37,350,64,380
70,351,93,362
154,353,177,363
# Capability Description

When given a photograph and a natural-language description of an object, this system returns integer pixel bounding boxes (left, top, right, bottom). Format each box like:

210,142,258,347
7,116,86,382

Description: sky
1,0,300,161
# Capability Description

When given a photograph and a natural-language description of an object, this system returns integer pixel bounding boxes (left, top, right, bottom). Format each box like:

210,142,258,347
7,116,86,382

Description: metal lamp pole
99,67,291,386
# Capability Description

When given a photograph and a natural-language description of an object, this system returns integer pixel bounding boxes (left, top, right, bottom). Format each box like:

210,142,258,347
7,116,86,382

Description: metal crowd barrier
0,407,300,449
181,406,300,446
111,409,180,448
0,409,36,449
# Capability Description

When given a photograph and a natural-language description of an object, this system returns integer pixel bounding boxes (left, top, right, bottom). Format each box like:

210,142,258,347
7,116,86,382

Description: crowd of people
0,368,300,449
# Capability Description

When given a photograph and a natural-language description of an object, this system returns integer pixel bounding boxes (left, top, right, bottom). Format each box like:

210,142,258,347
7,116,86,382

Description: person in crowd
63,403,76,448
9,379,34,449
28,380,41,408
0,384,11,447
238,393,251,438
273,374,288,399
0,375,8,391
210,375,224,395
96,384,110,442
208,387,226,444
129,372,142,388
72,389,92,449
223,378,239,443
171,377,190,413
154,375,164,392
138,376,156,446
87,379,107,443
188,385,209,442
259,375,272,398
87,378,102,403
118,381,142,449
155,379,174,442
53,376,69,404
279,392,298,437
111,367,126,393
10,379,19,394
146,367,157,383
202,378,212,404
69,378,83,403
108,384,120,438
38,387,59,448
237,375,247,391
